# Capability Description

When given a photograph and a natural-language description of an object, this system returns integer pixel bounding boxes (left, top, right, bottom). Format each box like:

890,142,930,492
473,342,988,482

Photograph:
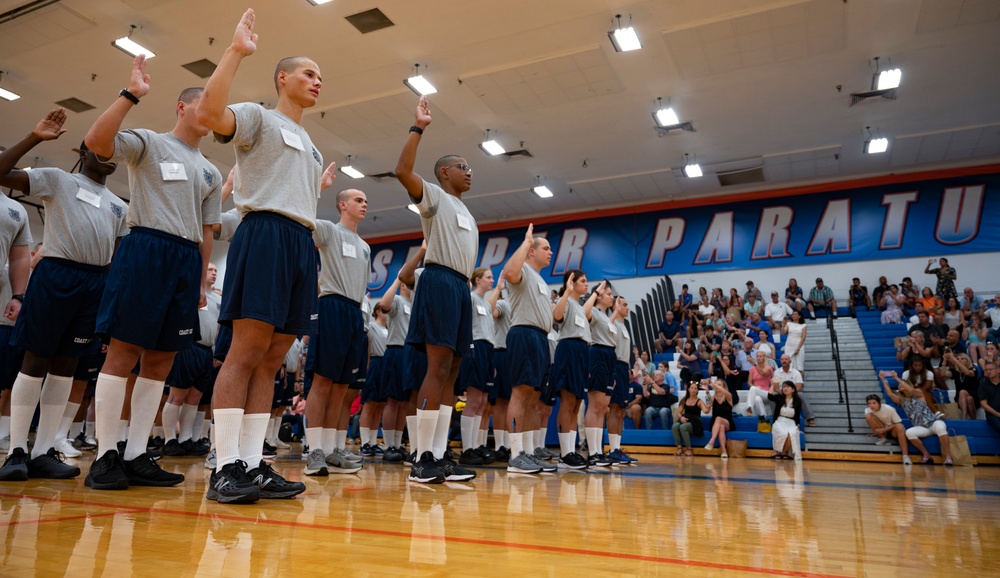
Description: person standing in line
607,296,638,465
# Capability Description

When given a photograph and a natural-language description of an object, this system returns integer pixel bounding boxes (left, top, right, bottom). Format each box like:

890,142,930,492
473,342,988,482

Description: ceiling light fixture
113,25,156,59
339,155,365,179
306,0,334,5
608,14,641,52
863,126,889,154
404,63,437,96
478,129,505,156
850,56,900,106
652,97,695,134
532,176,553,198
0,71,20,101
683,154,703,178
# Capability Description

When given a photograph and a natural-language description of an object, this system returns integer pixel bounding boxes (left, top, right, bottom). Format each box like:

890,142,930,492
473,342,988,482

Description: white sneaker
85,435,98,448
274,438,290,450
54,438,82,458
704,443,714,450
875,437,891,446
0,435,9,454
902,455,912,466
204,448,216,469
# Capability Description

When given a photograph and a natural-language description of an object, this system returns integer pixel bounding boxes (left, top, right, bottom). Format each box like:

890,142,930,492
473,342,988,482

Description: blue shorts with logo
406,264,473,357
362,356,384,404
214,325,232,361
456,340,494,395
505,326,549,390
610,361,631,407
305,295,367,385
380,345,407,401
552,338,588,400
586,345,617,396
489,348,508,403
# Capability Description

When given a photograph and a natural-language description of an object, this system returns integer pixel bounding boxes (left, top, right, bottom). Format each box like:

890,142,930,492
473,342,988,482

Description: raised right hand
415,95,432,128
231,9,258,57
128,54,151,98
33,108,68,141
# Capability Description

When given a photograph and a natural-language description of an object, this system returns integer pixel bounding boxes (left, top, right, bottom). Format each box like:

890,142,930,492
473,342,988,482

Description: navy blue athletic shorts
505,326,549,390
552,338,588,399
380,345,406,401
362,356,384,404
403,343,427,394
13,258,106,358
220,212,318,335
214,325,232,361
586,345,616,396
0,326,24,390
96,228,201,351
306,295,367,385
540,363,557,406
166,343,214,392
610,361,631,407
72,350,105,383
406,264,472,357
489,348,508,403
457,340,493,395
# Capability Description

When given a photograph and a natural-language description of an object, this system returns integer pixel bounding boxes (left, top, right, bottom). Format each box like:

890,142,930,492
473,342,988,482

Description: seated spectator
643,370,677,430
976,341,999,374
689,294,716,338
959,287,983,315
710,287,727,313
773,353,814,427
941,296,965,332
709,339,737,381
872,276,890,310
638,350,655,374
722,313,745,342
732,337,756,390
654,310,683,353
767,380,802,460
902,357,937,411
704,381,735,457
746,351,774,420
965,313,988,365
672,381,710,456
743,292,763,318
979,360,1000,436
674,283,696,324
880,284,906,324
754,331,775,359
622,370,644,429
986,295,1000,341
882,370,953,465
924,257,957,302
744,280,763,305
743,311,773,344
726,288,744,322
699,325,723,360
785,278,806,312
703,309,726,337
677,339,703,384
848,277,873,317
807,277,837,319
917,286,943,316
900,277,920,310
939,352,981,420
764,291,793,331
908,311,944,355
864,392,910,463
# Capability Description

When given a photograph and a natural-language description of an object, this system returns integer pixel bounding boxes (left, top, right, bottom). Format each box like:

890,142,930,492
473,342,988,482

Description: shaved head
273,56,311,94
177,87,203,105
434,155,462,181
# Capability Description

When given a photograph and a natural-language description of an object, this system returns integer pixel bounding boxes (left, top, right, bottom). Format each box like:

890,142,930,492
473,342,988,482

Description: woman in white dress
768,380,803,460
782,309,807,374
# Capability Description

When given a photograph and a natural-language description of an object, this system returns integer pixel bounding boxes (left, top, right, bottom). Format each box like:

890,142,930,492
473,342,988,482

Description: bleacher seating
621,415,805,450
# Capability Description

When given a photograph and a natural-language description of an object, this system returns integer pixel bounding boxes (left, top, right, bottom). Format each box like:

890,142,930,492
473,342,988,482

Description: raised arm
395,96,431,201
0,108,68,192
503,224,533,286
487,273,504,318
581,280,605,321
398,240,427,289
552,272,575,323
84,55,149,158
196,9,258,137
879,372,902,405
377,277,401,313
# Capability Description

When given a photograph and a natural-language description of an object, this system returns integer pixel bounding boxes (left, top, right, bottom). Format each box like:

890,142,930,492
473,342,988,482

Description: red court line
0,492,845,578
0,512,117,528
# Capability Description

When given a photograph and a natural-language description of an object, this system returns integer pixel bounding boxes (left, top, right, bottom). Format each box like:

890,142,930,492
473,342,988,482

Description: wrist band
409,125,424,134
119,88,140,105
11,293,24,302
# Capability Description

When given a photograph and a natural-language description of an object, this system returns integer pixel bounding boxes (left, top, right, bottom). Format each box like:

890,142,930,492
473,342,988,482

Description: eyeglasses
444,163,473,173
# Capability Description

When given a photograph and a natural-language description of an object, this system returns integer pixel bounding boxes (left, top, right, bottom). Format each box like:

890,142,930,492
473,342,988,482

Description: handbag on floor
757,418,772,434
950,433,973,466
939,402,961,421
725,439,747,458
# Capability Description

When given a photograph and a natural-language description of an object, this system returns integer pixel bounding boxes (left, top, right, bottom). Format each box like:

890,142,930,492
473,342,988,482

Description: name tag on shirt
574,316,586,328
609,322,617,334
76,187,101,208
477,305,487,316
159,162,188,181
537,282,547,295
280,128,305,151
343,244,357,258
457,214,472,230
403,304,411,315
362,300,370,313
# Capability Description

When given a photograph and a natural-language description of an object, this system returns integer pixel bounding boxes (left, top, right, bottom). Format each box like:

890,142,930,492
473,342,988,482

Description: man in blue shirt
655,310,682,353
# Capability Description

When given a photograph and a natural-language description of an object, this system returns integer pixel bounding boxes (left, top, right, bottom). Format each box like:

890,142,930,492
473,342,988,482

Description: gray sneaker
337,448,364,463
304,449,329,476
203,448,217,470
325,450,363,474
533,446,553,461
874,437,891,446
527,451,556,472
507,451,542,474
540,446,559,460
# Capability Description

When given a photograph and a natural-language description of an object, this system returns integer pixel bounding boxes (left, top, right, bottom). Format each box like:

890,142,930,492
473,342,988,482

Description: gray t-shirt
313,220,370,302
590,307,616,347
470,291,496,345
557,297,592,343
412,179,478,278
27,169,128,266
614,319,631,363
110,129,221,242
386,294,412,347
197,290,221,348
507,263,552,332
284,338,303,373
220,103,322,229
0,195,32,274
494,299,512,350
218,208,240,242
369,322,388,357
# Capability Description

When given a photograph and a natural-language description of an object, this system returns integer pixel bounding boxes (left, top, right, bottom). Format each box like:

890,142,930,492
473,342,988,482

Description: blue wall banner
366,172,1000,296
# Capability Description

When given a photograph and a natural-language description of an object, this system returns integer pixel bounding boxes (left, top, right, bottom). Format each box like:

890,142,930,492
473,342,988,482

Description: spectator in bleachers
941,352,981,420
942,297,964,332
976,341,998,374
917,287,943,316
674,284,695,324
699,325,723,361
924,257,957,302
642,370,677,430
959,287,983,315
743,311,772,344
722,313,745,342
883,371,953,465
965,313,988,365
704,381,735,457
774,353,815,427
622,370,644,429
985,296,1000,341
979,360,1000,436
848,277,873,317
879,284,906,324
864,392,910,463
726,288,744,322
744,280,763,304
900,277,920,310
734,337,756,387
689,293,715,339
872,276,890,310
902,357,937,411
637,350,655,375
743,292,763,319
754,331,775,359
782,309,808,374
765,291,793,332
672,381,709,456
709,339,736,382
704,309,726,337
785,278,805,313
807,277,837,319
654,310,683,353
768,380,802,460
908,311,944,355
897,332,933,371
677,340,702,384
710,287,726,313
746,351,774,421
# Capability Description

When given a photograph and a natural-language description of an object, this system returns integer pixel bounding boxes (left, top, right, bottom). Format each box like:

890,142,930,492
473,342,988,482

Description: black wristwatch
11,293,25,302
119,88,140,105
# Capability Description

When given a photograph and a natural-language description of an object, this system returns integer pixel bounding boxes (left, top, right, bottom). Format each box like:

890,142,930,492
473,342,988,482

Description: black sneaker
374,445,385,456
445,448,460,461
163,439,186,457
181,438,210,457
75,432,97,450
117,441,127,456
382,447,404,462
475,446,496,464
404,451,416,467
437,457,477,481
359,443,375,457
85,450,130,490
27,448,81,479
0,447,30,481
207,460,260,504
588,453,612,468
458,448,485,466
124,453,185,486
247,461,306,499
494,446,511,462
558,452,589,470
147,436,165,450
262,443,277,458
407,451,445,484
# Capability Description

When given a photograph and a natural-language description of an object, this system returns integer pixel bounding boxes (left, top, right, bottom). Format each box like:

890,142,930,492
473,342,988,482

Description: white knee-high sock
432,405,452,459
416,409,438,458
195,411,206,438
8,373,44,453
406,415,418,449
161,403,181,441
179,403,199,442
471,415,483,447
322,428,337,453
538,427,548,449
124,377,165,461
460,415,475,452
213,407,244,469
199,415,212,440
0,415,10,439
306,426,323,453
335,429,347,451
94,373,127,457
558,431,575,457
586,427,602,456
56,401,80,443
239,413,270,470
33,374,74,458
495,429,508,449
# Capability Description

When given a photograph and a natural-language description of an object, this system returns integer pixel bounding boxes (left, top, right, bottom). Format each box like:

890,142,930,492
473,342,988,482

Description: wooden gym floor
1,447,998,577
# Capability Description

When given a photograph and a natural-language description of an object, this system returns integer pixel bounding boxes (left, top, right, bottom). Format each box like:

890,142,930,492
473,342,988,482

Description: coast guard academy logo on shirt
203,168,214,185
8,208,20,222
110,203,124,218
311,147,322,166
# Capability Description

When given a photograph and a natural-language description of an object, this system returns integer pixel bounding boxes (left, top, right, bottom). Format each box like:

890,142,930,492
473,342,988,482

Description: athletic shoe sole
206,487,260,504
407,473,445,483
304,466,329,476
84,475,129,490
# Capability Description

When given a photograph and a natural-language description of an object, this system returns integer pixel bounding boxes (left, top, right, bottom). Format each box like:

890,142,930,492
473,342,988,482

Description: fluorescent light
307,0,334,5
113,36,156,59
865,137,889,154
532,185,553,198
404,74,437,96
609,26,641,52
339,165,365,179
0,87,19,101
407,204,420,214
654,107,679,127
479,139,505,156
877,68,901,90
684,163,703,178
